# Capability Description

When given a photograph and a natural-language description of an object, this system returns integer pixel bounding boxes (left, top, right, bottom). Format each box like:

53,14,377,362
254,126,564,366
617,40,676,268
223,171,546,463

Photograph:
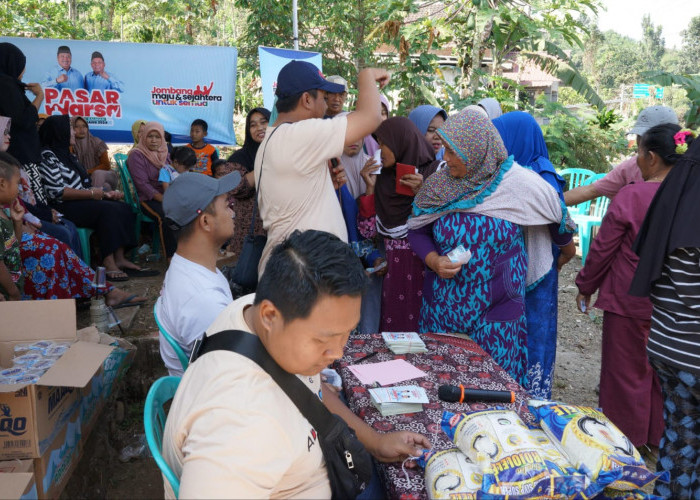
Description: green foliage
640,14,665,72
538,98,628,173
641,71,700,128
678,16,700,75
589,108,621,130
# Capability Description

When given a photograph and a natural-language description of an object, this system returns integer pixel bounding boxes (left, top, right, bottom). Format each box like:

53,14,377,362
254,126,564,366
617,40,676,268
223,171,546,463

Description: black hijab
0,42,26,80
39,115,91,186
373,117,438,230
227,107,271,172
630,137,700,296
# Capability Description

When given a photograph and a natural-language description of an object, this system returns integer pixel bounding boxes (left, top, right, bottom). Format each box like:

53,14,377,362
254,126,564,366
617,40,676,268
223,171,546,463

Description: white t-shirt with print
156,253,233,376
161,294,330,499
255,116,349,273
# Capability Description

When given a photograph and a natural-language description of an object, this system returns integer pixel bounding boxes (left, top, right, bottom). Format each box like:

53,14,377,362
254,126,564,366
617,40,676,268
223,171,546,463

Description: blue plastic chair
154,301,189,372
76,227,94,266
571,174,611,264
114,153,164,259
144,376,181,498
559,168,596,215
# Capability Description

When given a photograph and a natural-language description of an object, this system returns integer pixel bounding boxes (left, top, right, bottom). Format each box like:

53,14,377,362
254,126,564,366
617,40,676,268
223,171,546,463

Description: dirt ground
62,255,607,499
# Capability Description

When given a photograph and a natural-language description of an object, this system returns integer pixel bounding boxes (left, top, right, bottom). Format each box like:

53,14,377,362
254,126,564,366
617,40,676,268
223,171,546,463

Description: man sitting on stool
156,171,241,376
162,230,430,498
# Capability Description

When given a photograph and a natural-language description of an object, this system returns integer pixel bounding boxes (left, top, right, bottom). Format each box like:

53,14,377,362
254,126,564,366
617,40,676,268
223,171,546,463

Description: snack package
528,401,669,491
598,488,664,500
447,245,472,265
441,410,585,498
418,448,487,500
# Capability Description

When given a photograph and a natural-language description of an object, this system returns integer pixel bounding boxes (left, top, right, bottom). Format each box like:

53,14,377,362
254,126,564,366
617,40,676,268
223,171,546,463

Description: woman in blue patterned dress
408,109,570,386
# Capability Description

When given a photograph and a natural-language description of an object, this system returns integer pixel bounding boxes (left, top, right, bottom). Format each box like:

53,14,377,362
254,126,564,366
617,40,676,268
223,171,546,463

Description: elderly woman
493,111,576,399
71,116,118,191
37,115,141,281
127,121,175,258
357,117,440,332
629,129,700,499
408,109,569,386
408,105,448,160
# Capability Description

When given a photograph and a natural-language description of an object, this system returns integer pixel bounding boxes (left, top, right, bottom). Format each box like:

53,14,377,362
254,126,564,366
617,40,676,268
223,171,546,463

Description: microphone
438,384,515,404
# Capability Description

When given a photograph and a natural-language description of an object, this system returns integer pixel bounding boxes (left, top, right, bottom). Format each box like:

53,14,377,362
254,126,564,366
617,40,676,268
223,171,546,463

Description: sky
596,0,700,49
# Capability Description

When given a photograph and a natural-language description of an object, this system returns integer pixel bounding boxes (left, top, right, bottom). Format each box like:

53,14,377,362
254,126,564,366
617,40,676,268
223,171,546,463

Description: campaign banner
1,36,237,144
258,46,322,111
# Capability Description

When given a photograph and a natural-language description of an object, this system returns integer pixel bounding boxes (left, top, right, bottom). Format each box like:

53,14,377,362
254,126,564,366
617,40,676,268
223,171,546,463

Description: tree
678,16,700,75
640,13,664,72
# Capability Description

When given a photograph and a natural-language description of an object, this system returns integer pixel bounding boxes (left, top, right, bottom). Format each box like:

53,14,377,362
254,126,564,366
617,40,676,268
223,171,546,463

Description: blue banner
258,46,322,111
1,36,238,144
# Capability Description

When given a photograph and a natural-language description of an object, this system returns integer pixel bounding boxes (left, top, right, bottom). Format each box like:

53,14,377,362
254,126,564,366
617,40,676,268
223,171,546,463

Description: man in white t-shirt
156,171,241,376
564,105,678,206
255,60,390,273
162,230,431,498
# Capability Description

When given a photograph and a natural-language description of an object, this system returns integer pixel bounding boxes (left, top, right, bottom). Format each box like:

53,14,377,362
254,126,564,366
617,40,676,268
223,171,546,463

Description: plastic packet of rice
441,409,586,498
31,359,57,373
44,342,71,357
446,245,472,265
0,366,26,379
417,448,489,500
528,400,669,491
12,352,43,366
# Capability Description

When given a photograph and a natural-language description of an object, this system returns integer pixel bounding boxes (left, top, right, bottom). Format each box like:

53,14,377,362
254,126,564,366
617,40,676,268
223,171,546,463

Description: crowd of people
1,39,698,498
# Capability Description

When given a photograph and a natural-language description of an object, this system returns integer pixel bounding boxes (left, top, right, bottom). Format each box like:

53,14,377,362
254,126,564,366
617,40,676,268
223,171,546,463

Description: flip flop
123,267,160,277
111,294,147,309
106,270,129,282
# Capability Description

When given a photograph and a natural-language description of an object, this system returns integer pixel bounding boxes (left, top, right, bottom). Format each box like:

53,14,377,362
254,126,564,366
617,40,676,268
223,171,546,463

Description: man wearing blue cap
155,171,241,376
255,61,389,273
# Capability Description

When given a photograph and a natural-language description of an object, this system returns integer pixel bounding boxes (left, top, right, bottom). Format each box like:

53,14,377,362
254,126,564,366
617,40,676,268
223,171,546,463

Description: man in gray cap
324,75,349,117
564,105,679,206
155,171,241,376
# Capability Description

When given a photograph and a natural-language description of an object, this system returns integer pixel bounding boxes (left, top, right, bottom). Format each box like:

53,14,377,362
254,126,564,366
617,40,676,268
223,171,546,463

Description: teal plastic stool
144,376,181,498
154,302,189,372
559,168,596,215
571,174,611,264
76,227,94,266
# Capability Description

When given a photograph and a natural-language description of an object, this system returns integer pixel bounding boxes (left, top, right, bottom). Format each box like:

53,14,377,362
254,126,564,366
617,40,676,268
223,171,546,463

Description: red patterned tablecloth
335,333,534,500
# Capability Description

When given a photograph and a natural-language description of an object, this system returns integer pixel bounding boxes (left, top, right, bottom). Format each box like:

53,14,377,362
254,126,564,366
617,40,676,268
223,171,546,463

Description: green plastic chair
154,301,189,372
144,376,181,498
76,227,94,266
571,174,611,265
559,168,596,215
114,153,164,259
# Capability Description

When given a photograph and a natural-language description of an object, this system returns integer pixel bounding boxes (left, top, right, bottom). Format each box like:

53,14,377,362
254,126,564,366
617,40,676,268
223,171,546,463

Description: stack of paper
381,332,428,354
369,385,429,416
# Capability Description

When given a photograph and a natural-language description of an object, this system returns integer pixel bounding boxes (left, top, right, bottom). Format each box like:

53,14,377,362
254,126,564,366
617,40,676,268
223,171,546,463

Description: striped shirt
648,247,700,375
38,150,89,203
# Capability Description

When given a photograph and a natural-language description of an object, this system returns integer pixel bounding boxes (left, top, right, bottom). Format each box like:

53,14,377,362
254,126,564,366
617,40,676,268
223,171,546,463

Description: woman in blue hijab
409,105,448,160
492,111,576,399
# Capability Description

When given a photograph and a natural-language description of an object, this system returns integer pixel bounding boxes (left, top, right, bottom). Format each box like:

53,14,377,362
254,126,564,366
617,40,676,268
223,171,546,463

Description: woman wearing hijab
37,115,140,281
131,119,146,146
222,107,270,257
492,111,576,399
409,105,448,160
71,116,118,191
408,109,569,386
357,117,440,332
127,120,176,258
628,129,699,499
0,43,49,209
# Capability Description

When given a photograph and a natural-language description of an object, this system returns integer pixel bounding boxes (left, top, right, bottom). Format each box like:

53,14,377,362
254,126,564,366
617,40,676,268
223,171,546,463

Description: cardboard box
0,300,114,460
0,459,37,499
32,407,81,500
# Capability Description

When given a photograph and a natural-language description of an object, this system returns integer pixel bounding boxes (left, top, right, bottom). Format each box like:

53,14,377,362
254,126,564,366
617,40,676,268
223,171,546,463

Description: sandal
123,267,160,278
106,270,129,282
110,294,147,309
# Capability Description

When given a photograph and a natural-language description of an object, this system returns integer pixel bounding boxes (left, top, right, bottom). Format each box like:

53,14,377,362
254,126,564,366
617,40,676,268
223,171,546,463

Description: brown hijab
128,121,168,167
373,117,437,231
71,116,108,172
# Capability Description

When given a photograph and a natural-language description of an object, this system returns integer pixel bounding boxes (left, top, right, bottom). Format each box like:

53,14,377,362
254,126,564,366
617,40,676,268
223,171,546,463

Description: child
186,119,218,175
210,159,230,179
159,146,197,191
0,158,24,300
